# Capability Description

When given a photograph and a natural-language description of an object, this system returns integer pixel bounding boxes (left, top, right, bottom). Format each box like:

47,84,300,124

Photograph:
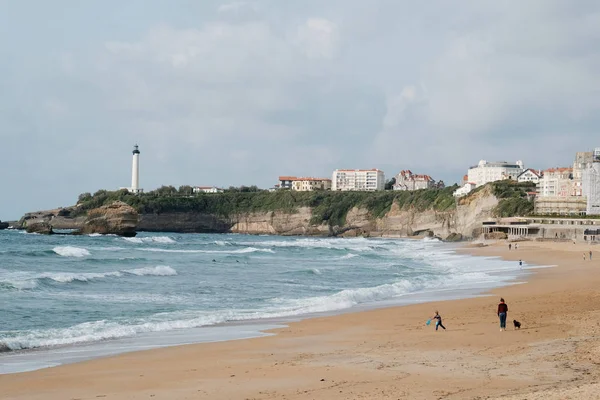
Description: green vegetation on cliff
75,185,458,227
488,181,536,217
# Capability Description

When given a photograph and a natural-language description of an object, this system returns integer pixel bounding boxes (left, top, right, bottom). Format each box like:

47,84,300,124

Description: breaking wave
53,246,91,258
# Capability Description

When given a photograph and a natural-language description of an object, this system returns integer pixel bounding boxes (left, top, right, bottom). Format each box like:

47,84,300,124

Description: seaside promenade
2,241,600,399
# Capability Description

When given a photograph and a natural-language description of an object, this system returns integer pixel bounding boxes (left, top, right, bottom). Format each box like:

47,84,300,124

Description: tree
178,185,194,196
78,192,92,203
385,177,396,190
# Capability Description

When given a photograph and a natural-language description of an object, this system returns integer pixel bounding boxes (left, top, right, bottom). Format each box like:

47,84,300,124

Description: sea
0,230,536,374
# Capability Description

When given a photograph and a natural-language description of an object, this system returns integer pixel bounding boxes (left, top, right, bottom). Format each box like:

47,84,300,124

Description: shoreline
3,240,600,399
0,240,527,374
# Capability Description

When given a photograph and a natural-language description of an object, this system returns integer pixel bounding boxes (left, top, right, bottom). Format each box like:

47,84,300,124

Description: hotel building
331,169,385,191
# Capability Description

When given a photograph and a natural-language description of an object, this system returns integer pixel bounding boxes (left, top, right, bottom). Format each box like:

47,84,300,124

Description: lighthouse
131,144,142,194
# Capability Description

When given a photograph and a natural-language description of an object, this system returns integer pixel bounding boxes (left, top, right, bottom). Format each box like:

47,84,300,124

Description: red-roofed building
392,170,439,191
538,167,573,197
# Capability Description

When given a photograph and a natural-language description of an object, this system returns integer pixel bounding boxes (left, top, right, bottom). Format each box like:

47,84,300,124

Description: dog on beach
513,320,521,330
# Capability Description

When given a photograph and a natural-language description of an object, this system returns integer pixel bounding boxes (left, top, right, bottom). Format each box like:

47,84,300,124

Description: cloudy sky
1,1,599,219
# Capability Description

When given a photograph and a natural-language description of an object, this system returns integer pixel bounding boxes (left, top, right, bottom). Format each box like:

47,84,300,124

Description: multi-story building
517,169,542,184
278,176,332,191
537,168,573,197
454,160,524,197
331,169,385,191
582,148,600,215
572,151,594,196
467,160,525,187
392,170,436,191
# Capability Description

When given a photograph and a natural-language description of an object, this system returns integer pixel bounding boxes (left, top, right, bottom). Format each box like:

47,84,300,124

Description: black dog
513,320,521,330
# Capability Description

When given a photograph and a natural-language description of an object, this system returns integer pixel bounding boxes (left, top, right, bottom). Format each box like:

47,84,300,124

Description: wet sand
2,240,600,399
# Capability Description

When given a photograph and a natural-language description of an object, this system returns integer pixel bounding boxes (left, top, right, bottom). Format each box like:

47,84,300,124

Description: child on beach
432,311,446,331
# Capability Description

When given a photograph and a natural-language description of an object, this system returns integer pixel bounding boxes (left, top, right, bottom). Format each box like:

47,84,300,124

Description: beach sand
2,241,600,399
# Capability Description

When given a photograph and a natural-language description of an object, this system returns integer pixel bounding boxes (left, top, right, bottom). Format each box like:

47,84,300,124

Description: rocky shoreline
13,186,498,240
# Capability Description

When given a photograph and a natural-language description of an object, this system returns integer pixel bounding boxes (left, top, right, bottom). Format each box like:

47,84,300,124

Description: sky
1,0,600,220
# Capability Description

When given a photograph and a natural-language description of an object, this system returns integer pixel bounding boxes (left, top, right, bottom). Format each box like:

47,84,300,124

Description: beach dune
2,241,600,399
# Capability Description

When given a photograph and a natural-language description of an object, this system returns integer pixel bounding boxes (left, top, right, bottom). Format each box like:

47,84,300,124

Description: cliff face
79,201,139,237
18,189,499,239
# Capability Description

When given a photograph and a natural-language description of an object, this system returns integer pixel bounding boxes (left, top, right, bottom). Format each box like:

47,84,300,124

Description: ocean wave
0,266,178,290
140,247,274,254
214,240,231,246
40,271,122,283
122,236,176,244
123,266,177,276
53,246,91,257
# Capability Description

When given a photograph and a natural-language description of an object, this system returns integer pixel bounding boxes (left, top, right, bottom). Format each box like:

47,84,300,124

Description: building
517,169,542,184
331,169,385,191
453,182,477,198
466,160,525,187
193,186,224,194
572,151,594,196
537,168,573,197
120,145,143,194
582,148,600,215
392,170,436,191
277,176,332,191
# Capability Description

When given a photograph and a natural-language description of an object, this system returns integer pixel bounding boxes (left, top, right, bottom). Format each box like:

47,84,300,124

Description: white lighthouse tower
130,144,142,194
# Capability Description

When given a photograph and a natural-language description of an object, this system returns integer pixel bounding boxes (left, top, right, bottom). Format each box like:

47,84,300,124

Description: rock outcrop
0,220,8,230
79,201,139,237
26,222,54,234
19,207,86,230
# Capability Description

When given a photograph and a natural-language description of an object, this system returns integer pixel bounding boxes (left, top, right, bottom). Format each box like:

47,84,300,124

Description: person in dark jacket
498,298,508,331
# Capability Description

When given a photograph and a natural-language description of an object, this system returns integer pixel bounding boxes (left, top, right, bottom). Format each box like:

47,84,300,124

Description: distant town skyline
1,1,600,219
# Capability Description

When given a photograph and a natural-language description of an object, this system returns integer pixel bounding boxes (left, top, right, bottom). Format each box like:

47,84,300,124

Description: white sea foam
340,253,358,260
123,266,177,276
40,271,123,283
53,246,91,257
214,240,231,246
310,268,322,275
88,233,103,237
123,236,176,244
140,247,274,254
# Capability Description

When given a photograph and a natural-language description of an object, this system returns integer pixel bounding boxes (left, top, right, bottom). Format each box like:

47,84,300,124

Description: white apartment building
331,169,385,191
467,160,525,187
582,148,600,215
517,169,542,184
537,168,573,197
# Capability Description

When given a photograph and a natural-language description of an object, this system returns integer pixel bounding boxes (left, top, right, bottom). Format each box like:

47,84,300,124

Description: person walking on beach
498,298,508,331
508,243,512,250
584,252,587,261
519,260,523,268
590,250,593,261
515,243,518,250
432,311,446,331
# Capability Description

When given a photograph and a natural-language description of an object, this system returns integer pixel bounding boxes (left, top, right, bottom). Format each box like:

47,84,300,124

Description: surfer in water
432,311,446,331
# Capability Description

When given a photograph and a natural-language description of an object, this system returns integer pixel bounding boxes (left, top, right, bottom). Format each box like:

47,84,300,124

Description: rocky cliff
79,201,139,237
17,187,499,239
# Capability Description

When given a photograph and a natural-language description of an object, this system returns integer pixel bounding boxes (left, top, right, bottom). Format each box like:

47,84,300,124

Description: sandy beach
2,240,600,399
